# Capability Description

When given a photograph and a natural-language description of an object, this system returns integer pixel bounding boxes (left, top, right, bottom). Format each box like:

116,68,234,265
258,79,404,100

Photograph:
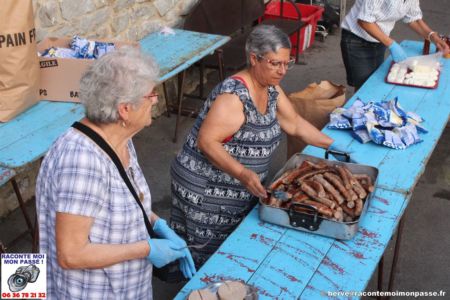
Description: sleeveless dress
170,76,282,267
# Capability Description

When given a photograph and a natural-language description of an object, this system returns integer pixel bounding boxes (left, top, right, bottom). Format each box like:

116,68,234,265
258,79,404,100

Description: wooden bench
183,0,305,97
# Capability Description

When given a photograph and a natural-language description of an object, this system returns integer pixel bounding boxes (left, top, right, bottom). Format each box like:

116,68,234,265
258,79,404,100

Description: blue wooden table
140,29,229,83
0,101,84,168
140,29,230,142
175,40,449,299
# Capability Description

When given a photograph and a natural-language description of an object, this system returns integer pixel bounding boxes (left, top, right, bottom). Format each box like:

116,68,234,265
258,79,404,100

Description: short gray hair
245,25,291,65
80,46,159,124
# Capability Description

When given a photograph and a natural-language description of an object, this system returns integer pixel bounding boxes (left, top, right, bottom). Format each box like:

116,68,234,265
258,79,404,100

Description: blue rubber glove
388,41,407,62
327,141,367,164
153,219,186,246
147,238,185,268
328,141,347,153
327,141,354,163
153,219,197,279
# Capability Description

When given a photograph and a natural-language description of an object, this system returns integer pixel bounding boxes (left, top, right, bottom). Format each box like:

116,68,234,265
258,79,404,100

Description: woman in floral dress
170,25,340,267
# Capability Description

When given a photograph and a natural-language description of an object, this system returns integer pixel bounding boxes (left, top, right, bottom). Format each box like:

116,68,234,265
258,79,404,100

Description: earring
121,121,126,128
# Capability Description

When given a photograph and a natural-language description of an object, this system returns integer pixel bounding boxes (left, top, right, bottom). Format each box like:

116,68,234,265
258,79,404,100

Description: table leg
199,60,204,99
295,29,300,64
173,71,186,143
377,256,384,300
10,178,34,238
163,82,171,118
386,217,405,298
32,209,39,253
217,49,225,81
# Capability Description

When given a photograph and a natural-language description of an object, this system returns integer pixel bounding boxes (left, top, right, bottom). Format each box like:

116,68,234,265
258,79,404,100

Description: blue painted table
140,29,230,142
0,101,84,168
175,40,449,299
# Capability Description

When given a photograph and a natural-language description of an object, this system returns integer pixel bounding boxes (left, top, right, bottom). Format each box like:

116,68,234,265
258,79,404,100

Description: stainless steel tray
259,152,379,240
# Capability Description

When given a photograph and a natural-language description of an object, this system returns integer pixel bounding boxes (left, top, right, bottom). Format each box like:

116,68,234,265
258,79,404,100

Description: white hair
79,46,159,124
245,25,292,65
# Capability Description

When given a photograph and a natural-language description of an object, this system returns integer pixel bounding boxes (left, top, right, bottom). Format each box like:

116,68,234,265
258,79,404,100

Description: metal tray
258,152,379,240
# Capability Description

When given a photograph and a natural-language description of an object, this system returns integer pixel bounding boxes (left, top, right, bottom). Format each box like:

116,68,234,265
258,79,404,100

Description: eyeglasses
142,92,159,101
257,54,296,70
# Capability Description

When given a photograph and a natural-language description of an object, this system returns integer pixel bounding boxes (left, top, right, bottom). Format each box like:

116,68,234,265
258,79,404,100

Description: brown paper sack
287,81,346,159
0,0,40,122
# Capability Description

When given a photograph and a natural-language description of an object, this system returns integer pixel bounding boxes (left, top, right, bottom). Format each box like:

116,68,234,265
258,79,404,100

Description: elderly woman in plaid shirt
36,47,195,299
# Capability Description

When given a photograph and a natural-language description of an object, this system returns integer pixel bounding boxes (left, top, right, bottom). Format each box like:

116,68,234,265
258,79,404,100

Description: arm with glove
152,218,197,279
327,140,365,164
357,20,407,62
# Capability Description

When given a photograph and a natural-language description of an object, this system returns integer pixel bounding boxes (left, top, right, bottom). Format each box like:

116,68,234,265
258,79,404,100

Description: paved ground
1,0,448,299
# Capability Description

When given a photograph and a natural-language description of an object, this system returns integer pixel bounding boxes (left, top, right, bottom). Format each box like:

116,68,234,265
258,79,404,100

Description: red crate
263,1,324,55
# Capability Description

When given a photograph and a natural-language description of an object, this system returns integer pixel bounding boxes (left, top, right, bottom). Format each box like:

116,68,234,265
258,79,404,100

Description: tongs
175,235,213,251
267,189,291,202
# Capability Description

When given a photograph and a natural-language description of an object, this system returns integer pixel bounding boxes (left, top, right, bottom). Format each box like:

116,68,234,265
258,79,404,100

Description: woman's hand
146,238,185,268
388,41,408,62
153,219,196,278
430,33,450,55
238,168,267,198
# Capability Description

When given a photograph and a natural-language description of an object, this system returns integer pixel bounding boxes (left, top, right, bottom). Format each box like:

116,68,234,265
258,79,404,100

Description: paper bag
0,0,40,122
287,81,346,158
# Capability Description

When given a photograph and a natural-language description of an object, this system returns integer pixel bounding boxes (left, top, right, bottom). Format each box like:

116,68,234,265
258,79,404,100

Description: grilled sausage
343,168,368,199
341,205,356,219
300,182,336,209
313,174,345,205
354,199,364,216
281,165,313,185
336,165,351,189
293,199,334,218
323,172,356,202
305,180,326,198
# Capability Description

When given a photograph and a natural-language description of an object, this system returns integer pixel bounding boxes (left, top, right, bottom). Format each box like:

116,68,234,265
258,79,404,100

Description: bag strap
71,121,156,238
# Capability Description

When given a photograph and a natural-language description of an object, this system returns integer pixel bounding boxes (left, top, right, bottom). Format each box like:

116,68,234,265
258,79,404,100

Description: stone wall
32,0,202,117
33,0,199,42
0,0,201,218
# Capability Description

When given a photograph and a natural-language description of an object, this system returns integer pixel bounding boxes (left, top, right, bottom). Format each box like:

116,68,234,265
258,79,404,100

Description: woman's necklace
129,167,145,202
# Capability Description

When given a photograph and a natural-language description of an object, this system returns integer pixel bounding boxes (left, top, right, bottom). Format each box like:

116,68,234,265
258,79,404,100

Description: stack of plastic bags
328,98,427,150
40,35,115,59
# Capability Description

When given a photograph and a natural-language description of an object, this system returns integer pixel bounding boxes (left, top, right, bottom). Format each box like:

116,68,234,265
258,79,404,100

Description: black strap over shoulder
71,121,156,238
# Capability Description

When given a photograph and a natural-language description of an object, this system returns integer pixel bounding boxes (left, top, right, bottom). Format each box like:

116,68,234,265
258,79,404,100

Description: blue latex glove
147,238,185,268
328,141,348,153
388,41,407,62
153,219,196,278
328,141,369,164
327,141,356,163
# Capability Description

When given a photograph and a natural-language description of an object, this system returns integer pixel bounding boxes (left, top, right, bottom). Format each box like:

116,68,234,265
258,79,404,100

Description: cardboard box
37,37,137,102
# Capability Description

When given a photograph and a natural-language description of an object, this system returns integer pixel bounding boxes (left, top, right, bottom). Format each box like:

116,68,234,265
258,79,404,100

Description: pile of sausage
264,160,375,222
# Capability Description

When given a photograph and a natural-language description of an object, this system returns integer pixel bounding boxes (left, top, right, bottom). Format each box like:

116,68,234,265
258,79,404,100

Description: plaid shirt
36,128,153,300
342,0,423,43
